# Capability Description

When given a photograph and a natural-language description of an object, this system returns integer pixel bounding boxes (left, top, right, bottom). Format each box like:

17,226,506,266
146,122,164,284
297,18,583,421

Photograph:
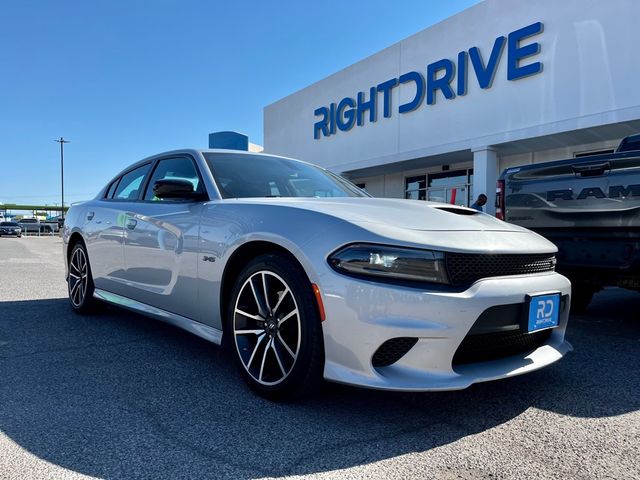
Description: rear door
121,156,206,320
83,163,152,296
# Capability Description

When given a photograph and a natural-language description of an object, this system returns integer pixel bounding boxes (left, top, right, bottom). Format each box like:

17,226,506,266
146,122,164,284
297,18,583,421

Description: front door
122,156,206,320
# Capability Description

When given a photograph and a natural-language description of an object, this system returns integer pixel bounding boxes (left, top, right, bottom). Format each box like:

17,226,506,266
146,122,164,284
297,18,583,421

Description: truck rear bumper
537,228,640,288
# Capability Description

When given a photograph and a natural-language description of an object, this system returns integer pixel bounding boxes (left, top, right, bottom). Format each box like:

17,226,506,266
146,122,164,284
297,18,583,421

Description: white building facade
263,0,640,214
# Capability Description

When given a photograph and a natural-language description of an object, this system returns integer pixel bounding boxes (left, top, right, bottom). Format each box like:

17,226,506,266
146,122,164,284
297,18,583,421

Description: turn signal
311,283,326,322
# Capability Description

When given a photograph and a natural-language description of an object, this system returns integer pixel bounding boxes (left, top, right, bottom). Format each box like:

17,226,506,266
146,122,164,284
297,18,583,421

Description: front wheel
227,253,324,400
68,242,97,314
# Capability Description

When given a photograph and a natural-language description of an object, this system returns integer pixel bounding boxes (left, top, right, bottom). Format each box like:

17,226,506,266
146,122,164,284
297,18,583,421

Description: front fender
196,203,353,329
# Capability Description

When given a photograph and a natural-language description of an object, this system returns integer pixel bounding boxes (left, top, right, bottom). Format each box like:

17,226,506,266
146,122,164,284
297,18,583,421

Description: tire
570,282,597,314
227,253,324,400
68,241,97,314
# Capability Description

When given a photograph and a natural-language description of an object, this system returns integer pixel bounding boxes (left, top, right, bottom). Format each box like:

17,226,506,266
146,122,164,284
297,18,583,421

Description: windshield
203,153,368,199
1,222,18,226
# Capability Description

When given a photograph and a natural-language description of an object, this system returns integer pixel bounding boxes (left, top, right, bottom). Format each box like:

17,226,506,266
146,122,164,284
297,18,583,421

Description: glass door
427,170,473,206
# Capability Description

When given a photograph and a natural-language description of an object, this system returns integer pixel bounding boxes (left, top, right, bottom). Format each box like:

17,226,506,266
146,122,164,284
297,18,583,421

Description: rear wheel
227,253,324,400
68,241,96,314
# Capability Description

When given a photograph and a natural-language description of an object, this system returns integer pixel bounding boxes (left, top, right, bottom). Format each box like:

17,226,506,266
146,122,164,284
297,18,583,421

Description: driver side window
144,157,203,201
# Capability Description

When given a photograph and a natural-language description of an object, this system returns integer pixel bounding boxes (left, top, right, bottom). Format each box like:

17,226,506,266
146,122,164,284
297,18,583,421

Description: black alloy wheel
228,253,324,400
68,241,96,314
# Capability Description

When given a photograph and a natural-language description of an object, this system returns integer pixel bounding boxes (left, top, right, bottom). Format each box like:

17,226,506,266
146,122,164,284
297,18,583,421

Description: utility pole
55,137,70,218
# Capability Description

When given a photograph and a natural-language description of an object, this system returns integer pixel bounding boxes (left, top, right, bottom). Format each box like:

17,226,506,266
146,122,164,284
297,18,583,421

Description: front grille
445,253,555,287
372,337,418,368
453,329,551,365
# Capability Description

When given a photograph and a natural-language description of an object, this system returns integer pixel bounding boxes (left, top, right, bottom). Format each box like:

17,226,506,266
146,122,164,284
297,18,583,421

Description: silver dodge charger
63,149,572,399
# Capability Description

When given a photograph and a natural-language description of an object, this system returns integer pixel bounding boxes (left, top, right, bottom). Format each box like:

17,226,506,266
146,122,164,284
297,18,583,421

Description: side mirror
153,179,204,200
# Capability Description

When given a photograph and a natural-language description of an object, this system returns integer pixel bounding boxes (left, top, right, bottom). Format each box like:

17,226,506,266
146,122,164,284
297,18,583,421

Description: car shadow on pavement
0,289,638,479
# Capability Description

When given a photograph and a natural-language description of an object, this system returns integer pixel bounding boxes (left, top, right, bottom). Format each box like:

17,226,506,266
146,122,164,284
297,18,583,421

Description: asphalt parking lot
0,237,638,480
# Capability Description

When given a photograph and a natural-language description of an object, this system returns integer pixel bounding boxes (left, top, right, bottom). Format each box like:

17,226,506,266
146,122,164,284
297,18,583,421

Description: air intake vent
453,329,551,365
372,337,418,367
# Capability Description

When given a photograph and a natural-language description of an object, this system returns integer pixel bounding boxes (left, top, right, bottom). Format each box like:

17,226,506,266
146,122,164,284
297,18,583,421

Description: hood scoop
433,206,478,216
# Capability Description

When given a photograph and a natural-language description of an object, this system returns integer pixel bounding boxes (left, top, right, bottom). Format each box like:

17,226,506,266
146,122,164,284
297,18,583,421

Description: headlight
328,243,449,285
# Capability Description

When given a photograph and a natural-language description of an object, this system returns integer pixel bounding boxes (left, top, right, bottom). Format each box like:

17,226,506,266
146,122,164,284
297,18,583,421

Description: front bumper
319,271,571,391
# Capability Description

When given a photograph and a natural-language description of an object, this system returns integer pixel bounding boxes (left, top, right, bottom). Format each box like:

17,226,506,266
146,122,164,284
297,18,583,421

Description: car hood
225,197,528,232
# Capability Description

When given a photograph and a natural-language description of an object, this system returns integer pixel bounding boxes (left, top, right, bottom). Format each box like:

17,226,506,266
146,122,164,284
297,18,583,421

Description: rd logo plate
527,293,560,332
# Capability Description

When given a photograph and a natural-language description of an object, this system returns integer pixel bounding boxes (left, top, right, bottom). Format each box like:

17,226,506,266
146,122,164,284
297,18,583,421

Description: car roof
115,149,319,178
97,149,321,200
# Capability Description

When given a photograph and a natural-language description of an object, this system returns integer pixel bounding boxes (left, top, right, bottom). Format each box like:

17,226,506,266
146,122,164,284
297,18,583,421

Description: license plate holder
526,293,560,333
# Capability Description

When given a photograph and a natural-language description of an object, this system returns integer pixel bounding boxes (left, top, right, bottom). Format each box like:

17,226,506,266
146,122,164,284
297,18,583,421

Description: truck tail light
495,180,505,220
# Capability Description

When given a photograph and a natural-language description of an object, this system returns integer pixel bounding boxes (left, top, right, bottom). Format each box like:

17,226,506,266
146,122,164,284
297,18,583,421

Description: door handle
87,211,95,221
126,218,137,230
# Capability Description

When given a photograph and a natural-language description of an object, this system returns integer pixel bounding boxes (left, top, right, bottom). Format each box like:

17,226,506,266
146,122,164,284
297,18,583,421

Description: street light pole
54,137,70,218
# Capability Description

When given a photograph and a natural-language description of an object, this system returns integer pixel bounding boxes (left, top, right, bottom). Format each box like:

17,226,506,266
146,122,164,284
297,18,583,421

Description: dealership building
263,0,640,214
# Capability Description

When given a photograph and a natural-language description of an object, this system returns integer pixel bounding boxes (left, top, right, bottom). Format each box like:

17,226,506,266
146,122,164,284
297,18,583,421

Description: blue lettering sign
426,59,456,105
469,36,506,89
357,87,377,126
456,51,468,96
336,97,356,131
377,78,398,118
507,22,543,80
313,22,544,139
313,107,329,139
398,71,425,113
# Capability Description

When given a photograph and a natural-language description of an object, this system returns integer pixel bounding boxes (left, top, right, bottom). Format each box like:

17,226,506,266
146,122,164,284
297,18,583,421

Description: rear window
113,163,151,201
105,178,120,199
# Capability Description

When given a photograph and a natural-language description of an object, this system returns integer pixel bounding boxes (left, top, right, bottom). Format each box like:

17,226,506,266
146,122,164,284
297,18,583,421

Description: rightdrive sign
313,22,543,140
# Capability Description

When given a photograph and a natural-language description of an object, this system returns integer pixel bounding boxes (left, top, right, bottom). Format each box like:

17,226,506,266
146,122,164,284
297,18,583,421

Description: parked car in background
0,221,22,237
18,218,58,234
496,133,640,312
63,149,571,399
46,215,65,229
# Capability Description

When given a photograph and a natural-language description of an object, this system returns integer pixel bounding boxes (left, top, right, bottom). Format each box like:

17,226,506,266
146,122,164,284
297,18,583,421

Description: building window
406,169,474,206
428,169,473,207
405,175,427,200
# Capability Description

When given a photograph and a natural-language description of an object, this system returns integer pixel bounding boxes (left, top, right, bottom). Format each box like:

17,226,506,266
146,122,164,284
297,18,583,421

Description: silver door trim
93,288,223,345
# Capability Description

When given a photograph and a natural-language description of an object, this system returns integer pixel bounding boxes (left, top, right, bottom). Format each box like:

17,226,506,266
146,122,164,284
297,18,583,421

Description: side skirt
93,288,223,345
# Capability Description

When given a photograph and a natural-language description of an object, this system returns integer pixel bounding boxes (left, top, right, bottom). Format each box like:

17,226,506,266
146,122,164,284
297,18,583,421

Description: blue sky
0,0,480,207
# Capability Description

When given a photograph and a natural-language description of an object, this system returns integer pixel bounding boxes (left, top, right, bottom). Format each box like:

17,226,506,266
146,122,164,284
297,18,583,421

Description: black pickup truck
496,134,640,312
